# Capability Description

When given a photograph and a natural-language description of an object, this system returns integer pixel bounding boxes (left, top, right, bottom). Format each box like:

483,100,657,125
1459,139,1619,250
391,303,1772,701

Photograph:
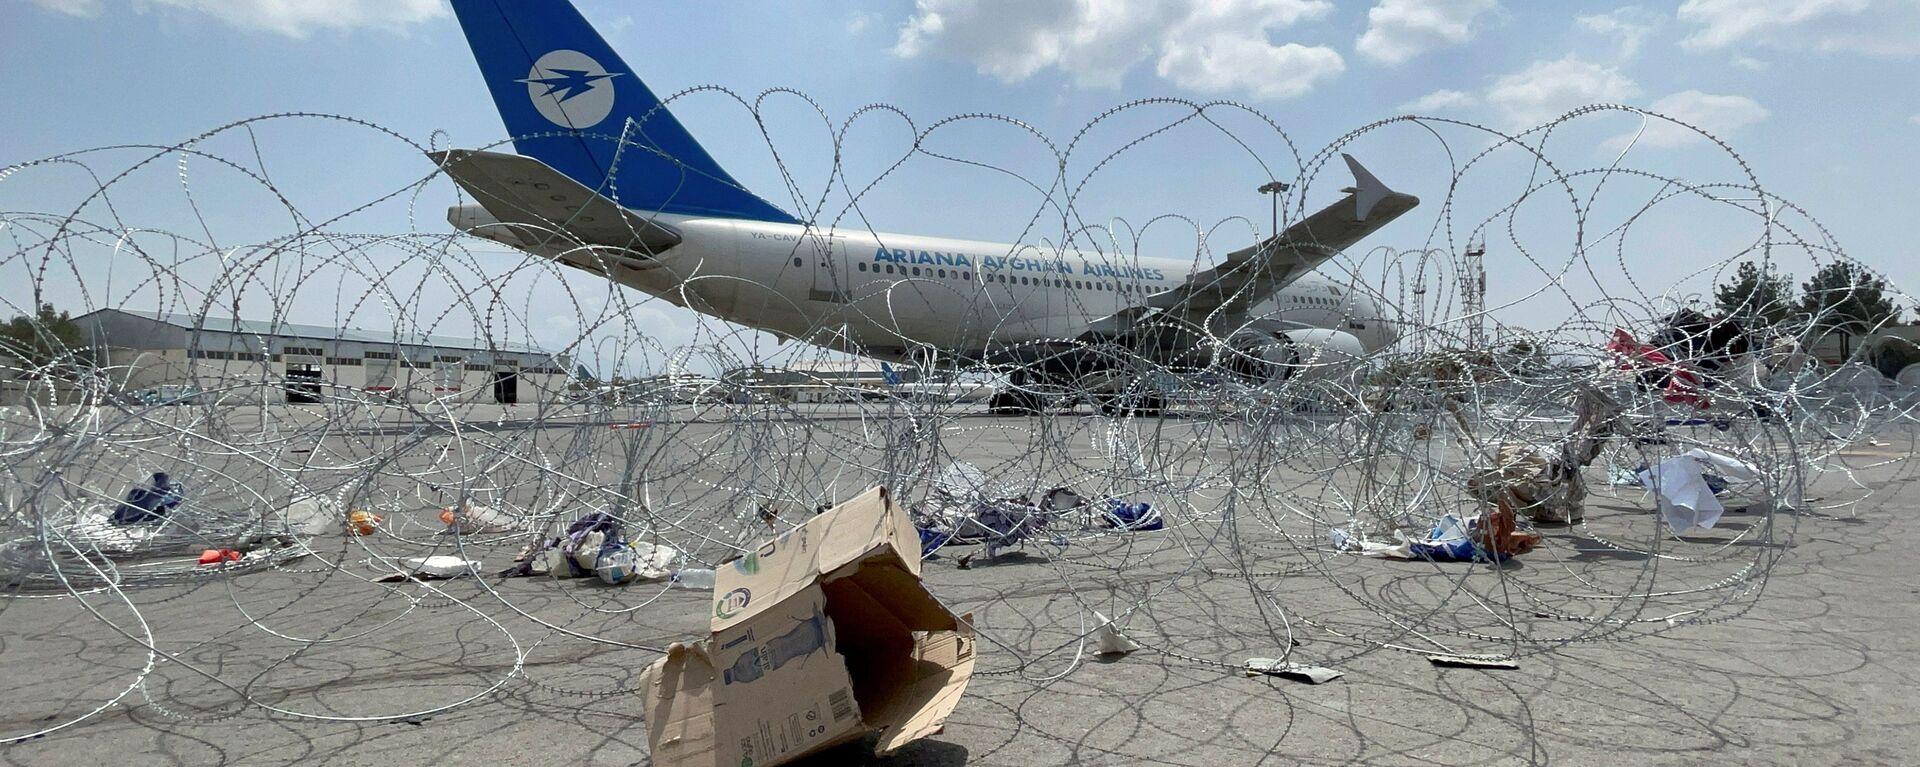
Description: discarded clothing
917,526,953,558
111,472,184,525
500,511,626,578
1102,500,1163,532
1406,514,1478,562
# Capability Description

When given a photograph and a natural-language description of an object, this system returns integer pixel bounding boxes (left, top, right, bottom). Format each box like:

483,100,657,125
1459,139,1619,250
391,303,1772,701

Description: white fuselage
516,211,1396,360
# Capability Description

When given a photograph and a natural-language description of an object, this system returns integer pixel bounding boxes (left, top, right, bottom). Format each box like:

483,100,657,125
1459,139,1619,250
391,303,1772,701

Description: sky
2,0,1917,374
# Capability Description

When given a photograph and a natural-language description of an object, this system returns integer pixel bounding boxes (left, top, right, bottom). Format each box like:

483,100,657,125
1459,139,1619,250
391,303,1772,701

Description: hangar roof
82,309,548,354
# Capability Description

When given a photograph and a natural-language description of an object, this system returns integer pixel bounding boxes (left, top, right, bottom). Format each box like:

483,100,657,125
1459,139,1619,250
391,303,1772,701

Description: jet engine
1223,328,1368,384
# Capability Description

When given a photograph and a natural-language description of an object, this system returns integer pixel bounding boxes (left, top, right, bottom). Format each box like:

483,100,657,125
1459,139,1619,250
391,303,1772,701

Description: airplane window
962,272,970,280
937,269,947,278
793,258,803,268
911,267,921,276
857,262,867,272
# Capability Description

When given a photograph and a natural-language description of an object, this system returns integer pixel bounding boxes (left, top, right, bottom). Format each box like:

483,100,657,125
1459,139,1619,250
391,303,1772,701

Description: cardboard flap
871,625,978,754
640,643,719,767
713,486,914,631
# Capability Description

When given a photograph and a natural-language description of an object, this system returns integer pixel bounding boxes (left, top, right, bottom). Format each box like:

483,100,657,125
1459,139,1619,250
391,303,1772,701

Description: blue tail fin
449,0,797,223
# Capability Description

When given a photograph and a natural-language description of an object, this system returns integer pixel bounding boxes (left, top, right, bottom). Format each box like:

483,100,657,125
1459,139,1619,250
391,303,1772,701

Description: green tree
0,303,83,362
1713,261,1796,328
1799,261,1903,334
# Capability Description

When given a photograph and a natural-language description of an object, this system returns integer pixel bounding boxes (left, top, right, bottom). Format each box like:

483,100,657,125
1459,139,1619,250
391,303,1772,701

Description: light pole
1257,181,1289,238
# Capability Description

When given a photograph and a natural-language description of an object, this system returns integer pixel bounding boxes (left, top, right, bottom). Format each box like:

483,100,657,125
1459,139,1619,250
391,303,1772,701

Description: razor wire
0,94,1914,747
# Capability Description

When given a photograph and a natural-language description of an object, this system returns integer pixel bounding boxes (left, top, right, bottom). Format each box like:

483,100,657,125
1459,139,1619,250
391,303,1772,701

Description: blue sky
3,0,1916,371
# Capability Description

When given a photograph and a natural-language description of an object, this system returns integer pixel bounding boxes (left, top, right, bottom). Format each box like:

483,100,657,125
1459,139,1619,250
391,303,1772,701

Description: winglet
1342,154,1392,221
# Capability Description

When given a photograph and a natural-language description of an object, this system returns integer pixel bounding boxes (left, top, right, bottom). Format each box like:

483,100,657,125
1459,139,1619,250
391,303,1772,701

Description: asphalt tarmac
1,408,1914,766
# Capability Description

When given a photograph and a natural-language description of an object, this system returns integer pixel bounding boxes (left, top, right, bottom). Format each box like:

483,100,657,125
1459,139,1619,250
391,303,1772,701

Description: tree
0,303,83,362
1713,261,1796,328
1798,261,1902,335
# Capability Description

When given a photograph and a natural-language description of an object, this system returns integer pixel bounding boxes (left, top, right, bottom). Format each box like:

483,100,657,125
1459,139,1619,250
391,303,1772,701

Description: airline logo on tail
517,50,624,129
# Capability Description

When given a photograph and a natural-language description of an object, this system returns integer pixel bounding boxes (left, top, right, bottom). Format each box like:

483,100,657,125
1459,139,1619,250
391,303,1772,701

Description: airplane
435,0,1419,414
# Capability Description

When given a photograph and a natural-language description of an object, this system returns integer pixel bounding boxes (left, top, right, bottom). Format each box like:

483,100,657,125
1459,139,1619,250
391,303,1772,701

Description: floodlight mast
1257,181,1290,240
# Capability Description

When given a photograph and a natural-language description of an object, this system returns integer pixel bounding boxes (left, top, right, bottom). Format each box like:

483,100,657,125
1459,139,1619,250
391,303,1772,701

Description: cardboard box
640,486,976,767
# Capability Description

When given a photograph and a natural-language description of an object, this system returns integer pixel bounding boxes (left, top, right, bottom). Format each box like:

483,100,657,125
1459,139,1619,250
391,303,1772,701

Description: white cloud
1730,54,1768,70
1607,90,1770,151
30,0,447,37
846,11,880,35
153,0,447,37
1157,38,1344,100
1910,114,1920,127
1355,0,1498,65
1400,88,1477,112
25,0,103,17
1485,56,1639,128
1678,0,1920,57
894,0,1344,99
1576,7,1657,60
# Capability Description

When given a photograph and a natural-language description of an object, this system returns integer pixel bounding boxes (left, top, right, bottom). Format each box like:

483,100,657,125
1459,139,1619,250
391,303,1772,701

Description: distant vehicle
436,0,1417,414
133,386,200,406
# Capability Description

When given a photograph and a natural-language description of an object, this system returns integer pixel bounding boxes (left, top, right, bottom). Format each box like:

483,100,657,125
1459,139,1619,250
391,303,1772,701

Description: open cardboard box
640,486,976,767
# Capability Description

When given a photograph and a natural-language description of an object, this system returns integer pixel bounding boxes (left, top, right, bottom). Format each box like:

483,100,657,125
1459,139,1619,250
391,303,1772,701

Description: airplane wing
1085,155,1417,335
431,148,683,255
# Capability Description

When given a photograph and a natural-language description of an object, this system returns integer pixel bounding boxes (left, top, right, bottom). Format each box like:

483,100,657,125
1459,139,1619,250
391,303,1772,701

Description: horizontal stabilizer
432,148,682,255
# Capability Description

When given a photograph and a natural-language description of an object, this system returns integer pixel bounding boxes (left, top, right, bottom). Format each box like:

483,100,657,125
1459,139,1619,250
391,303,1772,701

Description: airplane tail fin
447,0,797,223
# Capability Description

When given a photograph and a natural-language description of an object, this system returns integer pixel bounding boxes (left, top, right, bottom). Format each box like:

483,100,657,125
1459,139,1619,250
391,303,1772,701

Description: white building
74,309,572,405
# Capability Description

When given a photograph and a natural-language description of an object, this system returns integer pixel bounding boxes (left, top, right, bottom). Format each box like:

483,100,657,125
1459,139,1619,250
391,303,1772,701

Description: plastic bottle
670,568,715,589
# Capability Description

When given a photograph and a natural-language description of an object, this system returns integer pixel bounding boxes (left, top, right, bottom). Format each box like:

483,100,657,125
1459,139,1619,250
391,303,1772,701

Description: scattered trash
346,509,382,536
916,526,953,558
373,556,479,582
1093,611,1139,655
278,496,339,538
1476,500,1542,560
110,472,184,526
572,531,608,573
596,541,675,585
639,487,975,767
500,511,625,578
1244,658,1343,684
594,544,643,585
400,555,479,579
1347,506,1539,564
668,567,714,590
1638,454,1735,534
1406,514,1478,561
1607,328,1710,409
438,501,516,534
1426,654,1519,669
913,463,1080,562
196,548,242,565
1465,387,1622,524
1101,500,1163,532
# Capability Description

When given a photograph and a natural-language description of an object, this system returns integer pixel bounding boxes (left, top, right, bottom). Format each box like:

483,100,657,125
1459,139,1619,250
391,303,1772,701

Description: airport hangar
72,309,572,405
